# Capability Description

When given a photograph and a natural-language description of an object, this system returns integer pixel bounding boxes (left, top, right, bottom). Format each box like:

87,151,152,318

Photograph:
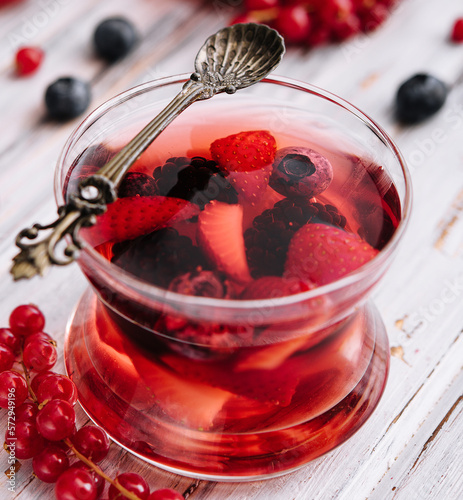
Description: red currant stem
248,7,278,22
63,438,143,500
20,359,38,404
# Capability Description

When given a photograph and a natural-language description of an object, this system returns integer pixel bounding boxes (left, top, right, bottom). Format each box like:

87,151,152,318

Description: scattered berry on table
32,444,70,483
148,488,185,500
284,223,378,286
15,46,44,75
0,303,185,498
93,17,138,61
55,467,98,500
108,472,150,500
71,425,110,463
9,303,45,336
451,18,463,43
229,0,399,47
45,77,91,120
395,73,448,124
270,146,333,199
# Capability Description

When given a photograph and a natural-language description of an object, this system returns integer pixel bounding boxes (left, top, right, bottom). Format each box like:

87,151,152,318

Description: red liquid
64,127,399,478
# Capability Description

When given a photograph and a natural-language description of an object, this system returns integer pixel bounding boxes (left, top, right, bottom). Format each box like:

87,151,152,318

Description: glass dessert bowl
56,74,411,481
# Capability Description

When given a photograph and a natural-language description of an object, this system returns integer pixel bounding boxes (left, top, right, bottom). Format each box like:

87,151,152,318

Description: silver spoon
11,23,285,280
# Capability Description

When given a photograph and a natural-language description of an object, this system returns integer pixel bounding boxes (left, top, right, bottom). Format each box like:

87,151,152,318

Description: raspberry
168,269,237,298
117,172,157,198
15,46,44,76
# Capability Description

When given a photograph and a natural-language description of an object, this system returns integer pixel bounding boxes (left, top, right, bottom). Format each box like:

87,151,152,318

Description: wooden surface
1,0,463,498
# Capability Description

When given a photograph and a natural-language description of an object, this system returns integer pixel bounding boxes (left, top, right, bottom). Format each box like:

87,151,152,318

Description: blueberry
269,147,333,199
45,77,91,120
93,17,138,62
396,73,448,124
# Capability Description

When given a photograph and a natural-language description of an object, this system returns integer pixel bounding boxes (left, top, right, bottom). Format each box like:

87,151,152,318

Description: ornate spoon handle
11,23,285,280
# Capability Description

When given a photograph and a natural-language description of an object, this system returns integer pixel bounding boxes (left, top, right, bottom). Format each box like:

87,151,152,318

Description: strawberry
82,196,200,246
284,223,379,286
197,201,251,284
226,168,270,205
210,130,277,173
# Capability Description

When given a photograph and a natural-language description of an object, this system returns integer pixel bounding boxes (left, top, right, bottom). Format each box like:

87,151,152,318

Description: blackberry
111,228,208,289
244,198,346,278
117,172,157,198
153,156,238,207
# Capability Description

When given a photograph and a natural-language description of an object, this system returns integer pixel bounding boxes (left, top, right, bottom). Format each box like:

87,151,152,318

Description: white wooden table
1,0,462,498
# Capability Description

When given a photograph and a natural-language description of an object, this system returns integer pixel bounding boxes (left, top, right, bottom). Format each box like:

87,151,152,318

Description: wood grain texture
1,0,463,498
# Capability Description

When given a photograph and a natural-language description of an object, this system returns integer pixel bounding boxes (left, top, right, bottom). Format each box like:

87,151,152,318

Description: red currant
148,489,184,500
70,462,105,498
33,444,70,483
0,343,15,371
0,327,22,353
15,46,44,75
24,331,54,346
72,425,110,463
244,0,279,10
23,337,57,372
9,304,45,337
451,18,463,43
37,373,78,406
0,370,28,408
31,370,55,394
274,6,312,44
108,472,150,500
15,401,38,423
6,420,45,459
36,399,76,441
55,468,97,500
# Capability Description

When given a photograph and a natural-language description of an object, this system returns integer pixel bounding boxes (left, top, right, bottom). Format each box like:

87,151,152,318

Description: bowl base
65,289,389,481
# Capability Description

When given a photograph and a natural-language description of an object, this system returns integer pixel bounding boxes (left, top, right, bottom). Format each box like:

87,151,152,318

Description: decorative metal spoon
11,23,285,280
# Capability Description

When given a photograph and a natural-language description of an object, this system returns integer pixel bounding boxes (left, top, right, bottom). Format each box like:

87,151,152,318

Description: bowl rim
54,73,412,312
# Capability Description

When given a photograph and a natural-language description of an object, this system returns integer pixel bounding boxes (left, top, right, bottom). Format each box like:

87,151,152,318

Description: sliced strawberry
285,223,379,286
210,130,277,173
226,167,270,205
137,361,233,431
162,353,298,407
197,201,251,284
82,196,200,246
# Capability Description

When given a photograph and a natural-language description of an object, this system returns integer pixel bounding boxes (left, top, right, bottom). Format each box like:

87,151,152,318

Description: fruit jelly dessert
70,128,399,299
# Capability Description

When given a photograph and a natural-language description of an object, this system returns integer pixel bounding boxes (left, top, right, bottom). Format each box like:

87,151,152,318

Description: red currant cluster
230,0,400,46
1,304,183,500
